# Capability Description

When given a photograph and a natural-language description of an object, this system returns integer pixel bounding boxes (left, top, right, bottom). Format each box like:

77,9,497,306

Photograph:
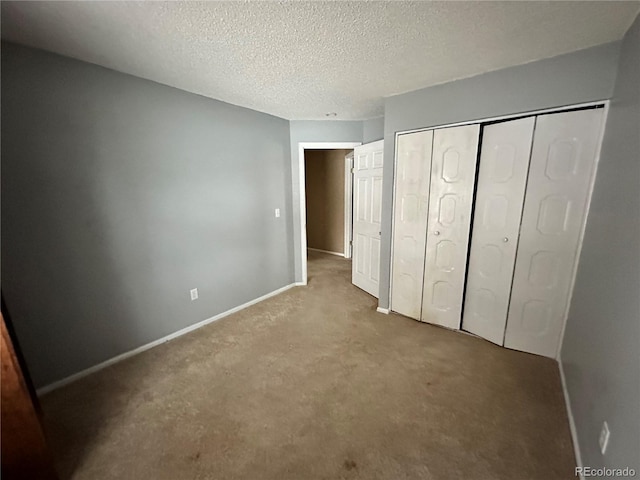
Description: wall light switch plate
190,288,198,301
599,421,610,455
275,208,280,218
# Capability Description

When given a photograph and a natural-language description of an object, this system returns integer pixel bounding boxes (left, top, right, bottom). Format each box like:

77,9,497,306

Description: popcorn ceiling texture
2,1,638,120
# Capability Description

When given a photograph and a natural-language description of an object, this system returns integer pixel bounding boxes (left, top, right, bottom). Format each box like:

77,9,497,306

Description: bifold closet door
505,109,604,357
462,117,535,344
391,130,433,319
421,124,480,329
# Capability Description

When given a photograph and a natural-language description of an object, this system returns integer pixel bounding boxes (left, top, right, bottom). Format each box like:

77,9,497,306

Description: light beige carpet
41,251,576,479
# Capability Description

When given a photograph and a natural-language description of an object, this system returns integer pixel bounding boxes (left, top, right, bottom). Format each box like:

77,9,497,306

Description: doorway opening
298,143,360,284
304,148,354,259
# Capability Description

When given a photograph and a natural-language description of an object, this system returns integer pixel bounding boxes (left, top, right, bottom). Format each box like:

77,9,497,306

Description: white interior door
505,109,604,357
391,130,433,319
352,140,384,297
421,125,480,329
462,117,535,344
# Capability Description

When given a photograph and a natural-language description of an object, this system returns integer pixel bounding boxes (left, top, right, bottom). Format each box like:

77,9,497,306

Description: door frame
344,151,355,259
388,100,609,358
298,142,361,285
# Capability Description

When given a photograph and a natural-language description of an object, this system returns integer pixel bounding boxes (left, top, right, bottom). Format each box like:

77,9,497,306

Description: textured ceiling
2,1,639,120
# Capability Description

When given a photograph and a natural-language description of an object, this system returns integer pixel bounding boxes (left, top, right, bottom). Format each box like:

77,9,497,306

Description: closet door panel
391,131,433,319
462,117,535,344
421,124,480,329
505,109,604,357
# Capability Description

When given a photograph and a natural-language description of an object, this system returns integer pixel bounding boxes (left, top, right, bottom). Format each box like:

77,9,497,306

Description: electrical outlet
599,421,610,455
190,288,198,301
275,208,280,218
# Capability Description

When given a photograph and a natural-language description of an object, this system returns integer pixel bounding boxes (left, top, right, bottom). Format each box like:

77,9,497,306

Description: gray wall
1,43,293,388
362,117,384,143
378,41,621,309
562,15,640,472
289,120,363,282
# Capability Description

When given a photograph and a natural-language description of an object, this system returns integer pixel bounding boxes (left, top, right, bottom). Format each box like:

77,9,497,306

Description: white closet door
391,130,433,319
421,124,480,329
352,140,384,298
462,117,535,344
505,109,604,357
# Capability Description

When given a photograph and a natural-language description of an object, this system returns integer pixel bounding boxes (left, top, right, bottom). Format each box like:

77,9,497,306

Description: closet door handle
503,237,509,243
434,231,440,236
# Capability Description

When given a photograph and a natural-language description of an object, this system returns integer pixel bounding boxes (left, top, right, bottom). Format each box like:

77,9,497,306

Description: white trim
344,152,354,259
395,100,609,137
37,283,298,395
376,307,390,314
307,247,344,257
387,129,402,314
298,142,361,285
556,102,610,359
559,358,584,478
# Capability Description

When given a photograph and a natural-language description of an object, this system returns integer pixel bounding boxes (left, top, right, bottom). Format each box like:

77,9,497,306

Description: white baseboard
376,307,390,314
295,281,307,287
559,358,583,479
307,247,345,257
37,283,298,396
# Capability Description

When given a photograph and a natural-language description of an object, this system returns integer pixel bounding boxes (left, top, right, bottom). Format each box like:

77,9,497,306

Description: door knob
503,237,509,243
434,231,440,236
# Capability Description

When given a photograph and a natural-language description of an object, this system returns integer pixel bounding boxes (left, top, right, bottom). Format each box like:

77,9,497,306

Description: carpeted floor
41,251,576,480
